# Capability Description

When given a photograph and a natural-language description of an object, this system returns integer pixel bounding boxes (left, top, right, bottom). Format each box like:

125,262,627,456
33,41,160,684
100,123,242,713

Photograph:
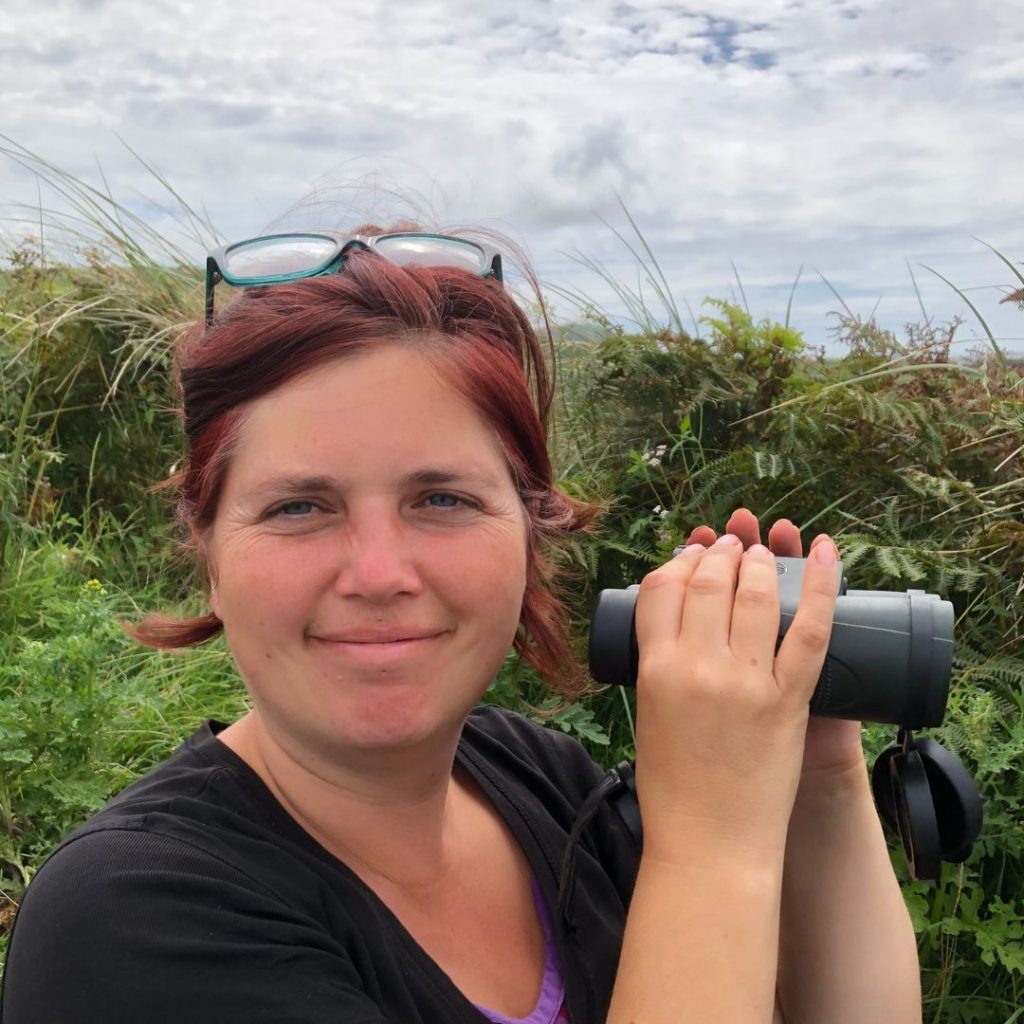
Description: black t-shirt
1,705,640,1023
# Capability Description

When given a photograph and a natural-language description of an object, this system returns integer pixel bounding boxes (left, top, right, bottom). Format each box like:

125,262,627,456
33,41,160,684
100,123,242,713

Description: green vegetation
1,171,1023,1022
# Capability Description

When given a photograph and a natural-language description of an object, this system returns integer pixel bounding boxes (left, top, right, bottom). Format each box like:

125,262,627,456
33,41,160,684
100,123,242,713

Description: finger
729,544,782,666
766,519,802,557
686,524,717,546
678,533,744,650
634,544,707,667
725,507,761,548
808,533,840,560
774,540,841,701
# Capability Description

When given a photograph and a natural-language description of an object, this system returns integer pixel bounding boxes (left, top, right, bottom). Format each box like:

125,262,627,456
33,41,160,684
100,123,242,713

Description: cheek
216,540,334,632
465,530,530,614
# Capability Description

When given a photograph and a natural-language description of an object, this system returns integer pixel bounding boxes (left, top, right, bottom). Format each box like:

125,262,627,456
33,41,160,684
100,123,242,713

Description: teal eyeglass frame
204,231,504,324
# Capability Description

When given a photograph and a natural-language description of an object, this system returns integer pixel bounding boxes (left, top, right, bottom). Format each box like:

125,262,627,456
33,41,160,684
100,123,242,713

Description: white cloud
1,0,1022,353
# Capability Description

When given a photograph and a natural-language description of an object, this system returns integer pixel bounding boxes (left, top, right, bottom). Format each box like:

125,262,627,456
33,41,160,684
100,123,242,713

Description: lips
311,629,443,644
307,629,445,666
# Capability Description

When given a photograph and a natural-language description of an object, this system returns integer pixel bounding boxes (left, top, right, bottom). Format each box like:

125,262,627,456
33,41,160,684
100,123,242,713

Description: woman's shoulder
1,725,388,1022
20,721,293,902
24,720,334,914
49,721,262,849
2,822,388,1024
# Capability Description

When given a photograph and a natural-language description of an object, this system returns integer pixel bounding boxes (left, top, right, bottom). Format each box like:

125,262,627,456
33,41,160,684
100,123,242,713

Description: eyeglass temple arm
205,258,222,326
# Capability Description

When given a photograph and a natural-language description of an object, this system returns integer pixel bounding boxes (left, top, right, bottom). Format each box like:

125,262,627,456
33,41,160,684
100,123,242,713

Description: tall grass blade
608,194,686,334
919,262,1007,368
615,195,685,328
730,259,749,315
784,264,803,329
973,237,1024,288
906,259,931,325
817,271,855,319
732,361,984,424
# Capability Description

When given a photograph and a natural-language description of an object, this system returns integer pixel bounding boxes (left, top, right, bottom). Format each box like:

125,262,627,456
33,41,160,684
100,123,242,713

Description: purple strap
472,873,567,1024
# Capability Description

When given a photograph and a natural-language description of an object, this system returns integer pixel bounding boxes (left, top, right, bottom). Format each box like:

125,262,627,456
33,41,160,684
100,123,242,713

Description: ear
209,577,222,620
193,525,222,620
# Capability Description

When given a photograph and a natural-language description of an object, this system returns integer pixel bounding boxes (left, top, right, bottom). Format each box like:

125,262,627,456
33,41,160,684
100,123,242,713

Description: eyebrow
247,467,507,499
406,468,506,489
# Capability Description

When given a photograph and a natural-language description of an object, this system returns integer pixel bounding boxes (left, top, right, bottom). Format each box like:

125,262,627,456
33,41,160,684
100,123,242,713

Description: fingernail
747,544,771,558
681,543,706,555
714,534,741,546
814,543,836,565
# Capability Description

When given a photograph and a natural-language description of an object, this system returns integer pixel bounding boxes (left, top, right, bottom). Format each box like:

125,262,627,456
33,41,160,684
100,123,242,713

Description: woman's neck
218,709,472,895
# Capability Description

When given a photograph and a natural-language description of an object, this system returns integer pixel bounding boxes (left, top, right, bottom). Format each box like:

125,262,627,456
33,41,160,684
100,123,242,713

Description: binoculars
590,556,949,727
587,553,982,881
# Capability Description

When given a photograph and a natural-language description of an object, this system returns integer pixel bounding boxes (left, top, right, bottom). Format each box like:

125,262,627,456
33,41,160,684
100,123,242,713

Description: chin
312,695,468,757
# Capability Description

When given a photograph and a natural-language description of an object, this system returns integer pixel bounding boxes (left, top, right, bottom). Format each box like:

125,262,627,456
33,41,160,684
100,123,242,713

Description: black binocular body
589,556,953,729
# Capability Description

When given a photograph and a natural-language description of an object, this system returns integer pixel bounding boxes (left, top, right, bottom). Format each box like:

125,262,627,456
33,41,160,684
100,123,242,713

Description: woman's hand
619,509,918,1024
683,508,866,780
632,508,841,860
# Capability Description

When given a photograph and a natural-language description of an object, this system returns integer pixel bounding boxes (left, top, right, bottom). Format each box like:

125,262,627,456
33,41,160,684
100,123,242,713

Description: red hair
129,242,600,695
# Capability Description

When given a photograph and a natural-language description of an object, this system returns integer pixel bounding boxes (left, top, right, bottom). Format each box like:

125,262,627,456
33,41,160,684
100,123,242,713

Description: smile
308,633,444,662
313,630,442,643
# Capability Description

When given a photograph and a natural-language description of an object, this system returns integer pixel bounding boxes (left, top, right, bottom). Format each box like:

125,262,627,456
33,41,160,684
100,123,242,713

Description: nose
332,511,422,604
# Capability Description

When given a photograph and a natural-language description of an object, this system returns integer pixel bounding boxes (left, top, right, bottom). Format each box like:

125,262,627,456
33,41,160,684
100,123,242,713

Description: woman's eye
271,500,317,518
426,492,460,508
422,492,472,511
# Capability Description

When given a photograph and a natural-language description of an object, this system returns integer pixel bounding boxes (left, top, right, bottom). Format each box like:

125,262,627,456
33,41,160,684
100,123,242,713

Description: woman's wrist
794,746,870,805
641,831,789,877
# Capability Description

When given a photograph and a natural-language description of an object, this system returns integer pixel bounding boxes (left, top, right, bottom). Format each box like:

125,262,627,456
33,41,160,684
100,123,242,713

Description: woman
0,228,920,1023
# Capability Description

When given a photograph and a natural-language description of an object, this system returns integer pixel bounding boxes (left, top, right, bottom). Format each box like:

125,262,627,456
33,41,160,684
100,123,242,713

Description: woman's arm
775,736,922,1024
606,536,840,1023
609,837,788,1024
670,511,921,1023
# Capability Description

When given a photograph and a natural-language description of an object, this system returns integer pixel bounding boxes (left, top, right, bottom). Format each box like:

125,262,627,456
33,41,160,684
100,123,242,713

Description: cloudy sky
2,0,1023,355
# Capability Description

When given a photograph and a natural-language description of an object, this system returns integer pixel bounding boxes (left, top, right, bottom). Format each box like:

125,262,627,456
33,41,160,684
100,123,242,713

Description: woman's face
203,345,529,764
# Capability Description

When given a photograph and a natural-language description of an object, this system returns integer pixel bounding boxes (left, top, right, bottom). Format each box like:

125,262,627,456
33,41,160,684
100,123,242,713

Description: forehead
226,346,512,483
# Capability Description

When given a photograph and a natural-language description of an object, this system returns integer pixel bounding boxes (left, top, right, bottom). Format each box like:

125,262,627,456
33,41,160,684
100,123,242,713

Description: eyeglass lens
224,236,338,280
373,235,487,273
